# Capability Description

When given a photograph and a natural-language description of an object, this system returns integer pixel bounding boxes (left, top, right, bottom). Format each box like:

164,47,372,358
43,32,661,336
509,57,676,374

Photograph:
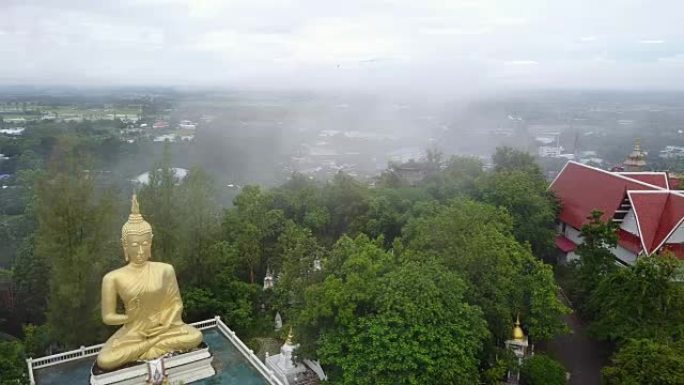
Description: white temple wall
666,222,684,243
610,245,638,265
564,226,583,245
620,209,639,235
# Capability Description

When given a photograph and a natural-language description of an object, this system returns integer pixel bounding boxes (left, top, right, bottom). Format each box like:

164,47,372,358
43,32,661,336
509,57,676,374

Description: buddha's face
123,232,153,266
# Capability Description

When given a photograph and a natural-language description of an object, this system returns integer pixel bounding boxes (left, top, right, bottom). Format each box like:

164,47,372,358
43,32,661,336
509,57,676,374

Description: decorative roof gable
549,162,660,229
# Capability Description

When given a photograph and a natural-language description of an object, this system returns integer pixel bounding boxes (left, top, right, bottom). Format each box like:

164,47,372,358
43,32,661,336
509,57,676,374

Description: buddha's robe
96,262,202,370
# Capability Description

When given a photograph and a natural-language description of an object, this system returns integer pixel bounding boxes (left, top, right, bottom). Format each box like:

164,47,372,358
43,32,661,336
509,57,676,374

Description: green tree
182,238,260,336
492,146,543,176
175,167,220,285
271,173,330,233
35,145,118,347
275,221,324,302
570,210,618,315
360,194,410,247
137,154,180,266
298,236,488,385
0,340,27,385
520,354,566,385
183,275,258,336
603,339,684,385
423,155,484,201
587,255,684,343
12,236,50,325
320,172,369,243
22,324,52,358
223,185,285,284
402,198,568,344
475,169,558,258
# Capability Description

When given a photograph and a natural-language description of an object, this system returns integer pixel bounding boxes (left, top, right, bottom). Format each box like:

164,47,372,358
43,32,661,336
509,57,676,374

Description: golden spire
513,314,525,341
285,327,294,345
624,138,647,171
131,193,140,215
128,194,143,223
121,194,152,240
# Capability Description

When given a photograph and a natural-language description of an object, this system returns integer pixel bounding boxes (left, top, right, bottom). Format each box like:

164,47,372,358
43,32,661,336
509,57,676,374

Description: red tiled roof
628,192,668,254
549,162,660,229
617,172,670,189
555,235,577,253
661,243,684,259
654,193,684,253
618,229,642,254
628,191,684,255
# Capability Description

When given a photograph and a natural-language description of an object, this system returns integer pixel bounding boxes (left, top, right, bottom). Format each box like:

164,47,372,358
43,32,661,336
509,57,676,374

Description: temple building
550,161,684,265
623,139,647,171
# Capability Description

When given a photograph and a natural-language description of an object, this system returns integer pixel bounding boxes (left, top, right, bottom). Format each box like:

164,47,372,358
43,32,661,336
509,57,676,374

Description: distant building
179,120,197,130
0,127,25,135
538,145,563,158
535,133,561,158
387,160,436,186
659,145,684,159
152,120,169,129
153,134,177,142
133,168,188,185
550,161,684,265
623,139,647,171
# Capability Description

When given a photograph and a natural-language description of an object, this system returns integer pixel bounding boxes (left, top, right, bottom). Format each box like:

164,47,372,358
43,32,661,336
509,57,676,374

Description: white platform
90,347,215,385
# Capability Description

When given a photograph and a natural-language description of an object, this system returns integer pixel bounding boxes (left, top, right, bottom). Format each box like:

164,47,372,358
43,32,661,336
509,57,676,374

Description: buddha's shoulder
102,267,127,281
149,261,175,272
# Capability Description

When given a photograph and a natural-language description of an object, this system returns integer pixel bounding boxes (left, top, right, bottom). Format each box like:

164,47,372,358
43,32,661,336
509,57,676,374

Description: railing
216,318,285,385
26,317,225,385
31,343,105,369
192,317,218,331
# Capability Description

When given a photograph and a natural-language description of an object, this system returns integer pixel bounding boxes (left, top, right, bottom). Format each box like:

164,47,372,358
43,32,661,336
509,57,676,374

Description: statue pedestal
90,347,215,385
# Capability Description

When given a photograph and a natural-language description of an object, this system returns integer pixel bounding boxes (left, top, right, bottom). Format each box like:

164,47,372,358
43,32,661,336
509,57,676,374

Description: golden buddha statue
96,195,202,371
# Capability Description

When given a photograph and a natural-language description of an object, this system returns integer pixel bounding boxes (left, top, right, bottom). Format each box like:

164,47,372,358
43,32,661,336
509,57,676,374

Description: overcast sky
2,0,684,92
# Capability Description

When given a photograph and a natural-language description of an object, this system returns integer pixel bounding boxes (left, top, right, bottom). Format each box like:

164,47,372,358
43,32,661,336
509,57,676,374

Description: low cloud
1,0,684,91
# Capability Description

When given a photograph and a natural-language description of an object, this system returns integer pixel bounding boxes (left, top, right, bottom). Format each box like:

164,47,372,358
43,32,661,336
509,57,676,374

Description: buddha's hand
125,297,142,322
141,323,169,338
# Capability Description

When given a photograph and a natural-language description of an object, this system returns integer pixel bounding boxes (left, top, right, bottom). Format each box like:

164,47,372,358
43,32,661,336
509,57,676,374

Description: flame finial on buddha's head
121,194,152,242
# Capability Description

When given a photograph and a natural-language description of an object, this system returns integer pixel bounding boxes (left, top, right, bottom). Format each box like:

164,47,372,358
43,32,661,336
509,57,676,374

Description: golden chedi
512,315,525,341
96,195,202,371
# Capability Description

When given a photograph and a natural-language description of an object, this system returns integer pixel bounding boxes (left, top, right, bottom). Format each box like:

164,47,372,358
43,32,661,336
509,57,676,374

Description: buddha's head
121,194,153,265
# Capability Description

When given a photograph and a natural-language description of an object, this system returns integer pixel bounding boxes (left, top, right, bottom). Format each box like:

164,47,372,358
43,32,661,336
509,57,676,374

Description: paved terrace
29,318,283,385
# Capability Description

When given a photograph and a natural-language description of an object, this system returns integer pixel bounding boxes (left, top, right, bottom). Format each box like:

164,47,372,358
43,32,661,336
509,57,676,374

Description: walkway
542,301,610,385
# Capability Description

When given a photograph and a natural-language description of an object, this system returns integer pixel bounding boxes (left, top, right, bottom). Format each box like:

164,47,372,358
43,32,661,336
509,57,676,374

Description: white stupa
265,329,326,385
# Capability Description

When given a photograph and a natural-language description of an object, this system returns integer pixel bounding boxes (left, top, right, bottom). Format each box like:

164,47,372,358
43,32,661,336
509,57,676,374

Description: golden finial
121,194,152,240
131,193,140,215
285,327,294,345
513,314,525,341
